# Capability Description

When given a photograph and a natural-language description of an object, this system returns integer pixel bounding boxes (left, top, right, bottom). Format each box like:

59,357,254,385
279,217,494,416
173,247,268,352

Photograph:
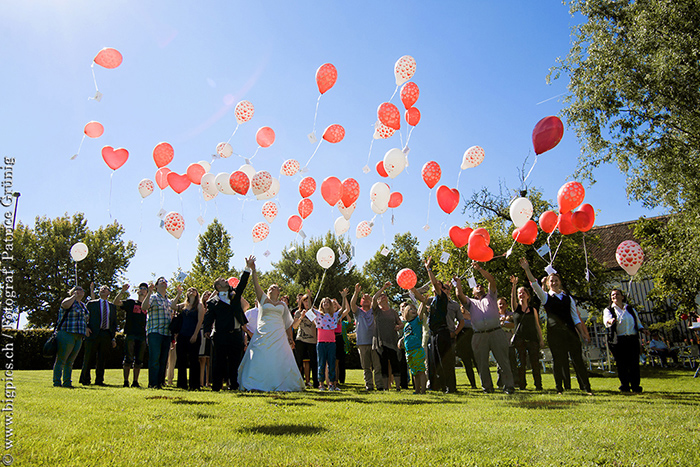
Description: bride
237,259,305,392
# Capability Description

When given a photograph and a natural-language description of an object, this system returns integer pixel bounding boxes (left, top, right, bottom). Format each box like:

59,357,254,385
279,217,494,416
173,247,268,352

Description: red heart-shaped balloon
512,220,538,245
166,172,191,194
449,226,473,248
558,211,578,235
436,185,460,214
572,203,595,232
101,146,129,170
469,228,491,245
468,234,494,262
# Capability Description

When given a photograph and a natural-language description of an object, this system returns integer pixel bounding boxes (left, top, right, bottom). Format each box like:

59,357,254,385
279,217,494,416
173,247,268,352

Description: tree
550,0,700,316
181,219,239,293
363,232,429,304
3,213,136,328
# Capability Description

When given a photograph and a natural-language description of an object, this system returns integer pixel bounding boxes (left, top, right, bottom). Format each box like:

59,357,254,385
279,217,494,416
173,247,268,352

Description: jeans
53,331,83,387
316,341,336,384
148,333,171,388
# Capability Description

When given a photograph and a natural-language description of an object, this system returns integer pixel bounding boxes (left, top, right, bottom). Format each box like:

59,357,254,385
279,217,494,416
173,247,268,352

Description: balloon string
404,126,415,150
583,234,592,295
312,269,327,309
523,153,539,186
365,138,375,169
227,123,240,145
177,240,181,269
311,94,322,138
399,128,404,149
381,214,386,247
551,238,564,264
108,171,114,219
91,63,99,92
304,140,323,169
424,190,431,229
249,146,260,161
456,169,463,191
74,135,86,159
389,85,398,102
140,199,144,232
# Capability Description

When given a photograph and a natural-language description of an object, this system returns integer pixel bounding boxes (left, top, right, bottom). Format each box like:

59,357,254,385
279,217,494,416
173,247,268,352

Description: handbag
43,307,71,358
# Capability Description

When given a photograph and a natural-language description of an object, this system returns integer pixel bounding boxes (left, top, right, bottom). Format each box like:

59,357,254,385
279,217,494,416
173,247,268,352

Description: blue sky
1,1,664,312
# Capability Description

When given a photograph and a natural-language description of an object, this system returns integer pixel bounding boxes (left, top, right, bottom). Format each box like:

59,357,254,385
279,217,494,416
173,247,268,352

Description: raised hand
354,283,361,293
340,287,348,298
121,284,130,292
246,255,256,270
424,257,433,269
510,275,518,285
519,257,529,269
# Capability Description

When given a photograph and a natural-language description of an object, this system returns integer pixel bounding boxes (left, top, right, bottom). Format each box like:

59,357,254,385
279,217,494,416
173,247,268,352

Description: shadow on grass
239,424,327,436
266,400,314,407
172,399,217,405
510,399,581,410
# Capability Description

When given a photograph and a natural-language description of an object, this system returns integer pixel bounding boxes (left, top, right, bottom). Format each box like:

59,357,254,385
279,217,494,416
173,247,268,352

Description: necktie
100,300,108,329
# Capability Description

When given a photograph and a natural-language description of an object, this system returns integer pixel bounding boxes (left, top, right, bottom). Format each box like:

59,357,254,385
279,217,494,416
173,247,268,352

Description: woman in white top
603,289,645,393
237,261,304,392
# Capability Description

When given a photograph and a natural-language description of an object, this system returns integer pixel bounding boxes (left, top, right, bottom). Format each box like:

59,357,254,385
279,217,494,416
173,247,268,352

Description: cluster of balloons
448,226,494,262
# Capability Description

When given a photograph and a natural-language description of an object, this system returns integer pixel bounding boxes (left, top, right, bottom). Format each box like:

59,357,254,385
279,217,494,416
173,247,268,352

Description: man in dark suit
80,284,118,386
203,256,255,391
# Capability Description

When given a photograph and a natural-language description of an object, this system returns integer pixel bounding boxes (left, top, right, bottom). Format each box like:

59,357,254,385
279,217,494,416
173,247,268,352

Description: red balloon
166,172,191,194
512,220,538,245
388,192,403,208
93,47,123,69
405,107,421,127
377,102,401,131
155,167,171,190
298,199,314,219
341,178,360,207
572,203,595,232
288,215,303,233
84,121,104,138
153,142,174,168
396,268,417,290
227,277,240,288
322,124,345,143
299,177,316,198
376,161,389,178
316,63,337,94
557,181,585,213
558,211,578,235
256,127,275,148
186,163,205,185
321,176,343,207
468,234,494,262
539,210,559,234
421,161,441,189
436,185,460,214
101,146,129,170
449,226,473,248
229,171,250,195
400,82,419,109
532,116,564,155
469,228,491,245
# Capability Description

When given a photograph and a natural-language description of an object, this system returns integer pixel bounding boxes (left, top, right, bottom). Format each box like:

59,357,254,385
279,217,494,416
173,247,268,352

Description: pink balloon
235,100,254,124
341,178,360,207
101,146,128,170
388,192,403,208
316,63,337,94
396,268,417,290
186,163,205,185
229,171,250,196
377,102,401,130
421,161,441,189
288,215,303,233
400,82,419,109
322,124,345,143
321,176,343,207
299,177,316,198
155,167,171,190
256,127,275,148
405,107,421,127
298,199,314,219
252,222,270,243
166,172,191,194
153,142,174,168
84,121,104,138
93,47,123,69
164,212,185,239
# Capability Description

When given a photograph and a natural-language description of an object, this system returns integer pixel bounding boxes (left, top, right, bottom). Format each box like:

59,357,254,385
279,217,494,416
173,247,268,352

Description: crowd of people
51,254,697,394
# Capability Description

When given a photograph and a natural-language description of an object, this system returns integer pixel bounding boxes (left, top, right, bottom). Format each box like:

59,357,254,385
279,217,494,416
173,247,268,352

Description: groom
203,256,255,391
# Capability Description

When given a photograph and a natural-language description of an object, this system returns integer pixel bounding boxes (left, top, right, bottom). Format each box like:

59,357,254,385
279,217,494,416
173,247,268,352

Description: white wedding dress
238,294,305,392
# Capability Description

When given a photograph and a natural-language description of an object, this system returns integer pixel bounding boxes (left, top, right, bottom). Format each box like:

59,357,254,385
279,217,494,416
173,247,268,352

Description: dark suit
80,299,117,385
203,270,250,391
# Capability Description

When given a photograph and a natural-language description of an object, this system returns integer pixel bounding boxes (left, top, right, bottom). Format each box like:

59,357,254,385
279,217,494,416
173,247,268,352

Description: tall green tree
363,232,429,304
181,218,239,294
3,213,136,327
550,0,700,315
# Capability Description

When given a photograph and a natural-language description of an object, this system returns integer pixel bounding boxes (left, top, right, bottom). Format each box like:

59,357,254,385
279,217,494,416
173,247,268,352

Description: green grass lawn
11,366,700,466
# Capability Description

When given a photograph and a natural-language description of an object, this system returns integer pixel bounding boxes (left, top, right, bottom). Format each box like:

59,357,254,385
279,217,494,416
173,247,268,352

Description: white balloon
369,182,391,207
251,171,273,195
383,148,406,179
203,190,217,201
198,160,211,173
201,173,218,196
316,246,335,269
215,172,236,195
334,216,350,235
216,142,233,159
337,200,356,220
262,201,278,223
70,242,89,262
371,200,388,215
461,146,485,170
256,177,280,200
509,197,534,228
238,164,255,181
138,179,154,198
356,221,372,239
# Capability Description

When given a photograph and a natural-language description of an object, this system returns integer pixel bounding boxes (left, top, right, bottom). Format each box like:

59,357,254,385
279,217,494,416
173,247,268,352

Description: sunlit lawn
14,366,700,466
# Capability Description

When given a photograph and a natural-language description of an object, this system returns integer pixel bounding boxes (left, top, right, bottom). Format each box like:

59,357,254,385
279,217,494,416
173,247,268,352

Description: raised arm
350,283,361,314
251,260,264,304
170,284,183,311
424,257,441,294
509,275,518,312
372,281,391,310
114,284,129,307
472,262,496,294
141,283,155,311
339,288,350,320
453,275,468,305
409,285,428,305
519,258,546,304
